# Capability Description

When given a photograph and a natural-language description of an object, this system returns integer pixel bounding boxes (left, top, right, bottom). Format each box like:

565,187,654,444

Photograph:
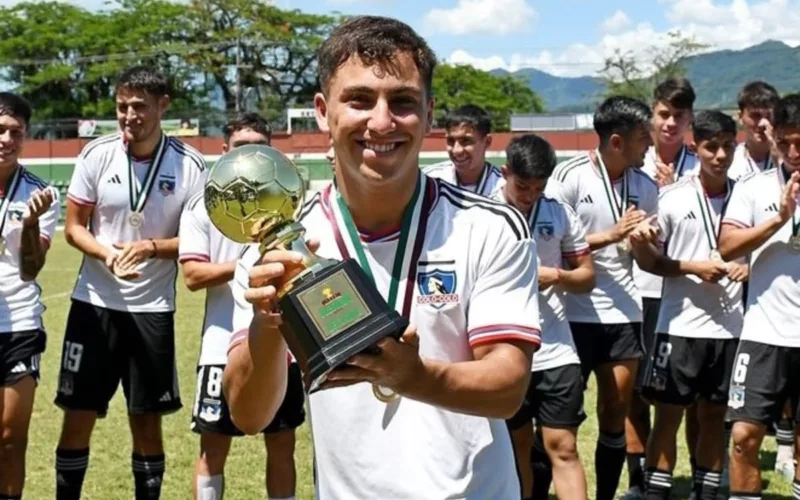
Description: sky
4,0,800,78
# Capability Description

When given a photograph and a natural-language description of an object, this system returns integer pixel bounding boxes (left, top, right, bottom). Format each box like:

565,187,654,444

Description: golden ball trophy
204,145,407,401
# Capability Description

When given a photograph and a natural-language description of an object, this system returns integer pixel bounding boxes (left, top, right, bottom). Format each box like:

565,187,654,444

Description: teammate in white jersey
180,114,305,500
728,81,780,182
628,77,698,497
223,16,541,499
549,95,658,500
0,93,59,500
719,94,800,500
55,66,206,500
422,104,502,196
631,110,747,500
493,134,594,500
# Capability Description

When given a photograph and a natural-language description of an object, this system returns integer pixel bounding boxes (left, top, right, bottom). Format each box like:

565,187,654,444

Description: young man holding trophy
213,15,542,499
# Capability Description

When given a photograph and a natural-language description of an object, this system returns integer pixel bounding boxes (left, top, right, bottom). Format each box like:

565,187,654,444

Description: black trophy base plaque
278,259,409,393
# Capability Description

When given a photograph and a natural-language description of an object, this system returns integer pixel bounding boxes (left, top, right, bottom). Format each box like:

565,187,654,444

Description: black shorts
640,334,737,406
727,340,800,427
635,298,661,389
570,322,643,381
506,364,586,431
0,329,45,386
191,362,306,436
54,300,181,418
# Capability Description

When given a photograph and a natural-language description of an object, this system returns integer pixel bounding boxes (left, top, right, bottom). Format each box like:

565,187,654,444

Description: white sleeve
66,153,98,207
722,179,755,229
228,247,260,351
467,225,541,349
178,196,211,263
39,186,60,247
560,203,589,258
656,192,672,250
545,177,577,209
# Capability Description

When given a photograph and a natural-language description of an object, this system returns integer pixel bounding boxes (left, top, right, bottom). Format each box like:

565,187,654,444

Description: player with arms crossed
423,104,502,196
0,93,59,500
719,94,800,500
631,110,747,500
627,77,699,498
492,134,594,500
55,66,206,500
180,113,304,500
223,16,541,499
728,81,780,182
548,95,658,500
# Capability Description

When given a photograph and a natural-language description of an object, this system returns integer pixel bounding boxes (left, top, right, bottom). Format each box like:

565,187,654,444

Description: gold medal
617,239,630,254
0,237,6,254
128,212,144,228
372,384,399,403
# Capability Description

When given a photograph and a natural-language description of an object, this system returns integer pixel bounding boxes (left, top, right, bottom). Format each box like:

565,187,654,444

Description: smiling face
0,114,25,171
115,88,170,146
314,52,433,187
775,127,800,172
446,123,490,176
652,101,692,147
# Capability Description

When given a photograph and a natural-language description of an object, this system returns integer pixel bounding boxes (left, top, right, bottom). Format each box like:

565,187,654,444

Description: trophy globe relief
204,145,408,400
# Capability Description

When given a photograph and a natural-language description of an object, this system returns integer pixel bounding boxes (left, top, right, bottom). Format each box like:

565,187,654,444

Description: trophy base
278,259,409,394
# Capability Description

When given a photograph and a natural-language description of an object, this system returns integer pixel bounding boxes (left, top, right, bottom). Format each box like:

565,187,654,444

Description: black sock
690,456,697,478
693,467,721,500
646,468,672,499
531,429,552,500
793,479,800,500
627,452,646,491
0,495,22,499
595,430,627,500
777,417,794,446
132,453,165,500
55,447,89,500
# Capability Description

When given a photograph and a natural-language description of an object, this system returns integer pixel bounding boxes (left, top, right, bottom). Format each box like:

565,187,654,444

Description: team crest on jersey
158,177,176,195
7,202,26,223
728,384,745,409
536,222,555,240
199,402,222,423
417,270,459,308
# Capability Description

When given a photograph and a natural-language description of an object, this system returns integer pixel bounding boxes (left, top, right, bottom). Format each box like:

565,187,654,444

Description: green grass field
21,237,794,499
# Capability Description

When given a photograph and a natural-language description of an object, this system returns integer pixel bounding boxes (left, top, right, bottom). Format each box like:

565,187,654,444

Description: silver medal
791,236,800,253
128,212,144,228
617,239,630,254
709,249,723,262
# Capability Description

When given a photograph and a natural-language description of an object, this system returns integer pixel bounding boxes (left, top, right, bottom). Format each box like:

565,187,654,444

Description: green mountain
497,40,800,111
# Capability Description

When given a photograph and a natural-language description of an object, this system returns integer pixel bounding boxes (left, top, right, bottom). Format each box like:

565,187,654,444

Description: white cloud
423,0,537,36
451,0,800,77
602,10,631,33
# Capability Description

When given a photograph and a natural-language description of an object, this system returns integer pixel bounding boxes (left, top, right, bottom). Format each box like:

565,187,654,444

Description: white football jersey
67,133,206,313
178,192,246,366
727,143,776,182
491,186,585,371
635,145,699,298
723,166,800,347
0,167,59,333
654,177,743,339
232,174,540,500
422,161,502,197
548,152,658,324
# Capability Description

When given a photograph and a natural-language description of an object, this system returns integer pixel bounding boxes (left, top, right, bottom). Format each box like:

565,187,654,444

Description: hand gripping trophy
204,145,407,400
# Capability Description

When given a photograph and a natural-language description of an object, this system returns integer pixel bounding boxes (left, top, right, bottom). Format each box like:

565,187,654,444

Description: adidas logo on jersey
684,211,697,220
107,174,122,184
580,194,594,204
159,392,172,403
765,202,779,213
10,361,26,374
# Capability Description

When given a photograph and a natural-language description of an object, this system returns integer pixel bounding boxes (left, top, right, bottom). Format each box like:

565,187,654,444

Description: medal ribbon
746,148,773,175
0,166,23,238
694,176,734,251
595,149,628,223
674,145,688,180
528,198,542,229
458,162,490,194
327,174,427,316
127,134,167,214
779,166,800,238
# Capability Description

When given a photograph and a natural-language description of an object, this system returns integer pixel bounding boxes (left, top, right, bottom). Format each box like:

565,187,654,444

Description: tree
598,31,709,102
432,64,544,131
